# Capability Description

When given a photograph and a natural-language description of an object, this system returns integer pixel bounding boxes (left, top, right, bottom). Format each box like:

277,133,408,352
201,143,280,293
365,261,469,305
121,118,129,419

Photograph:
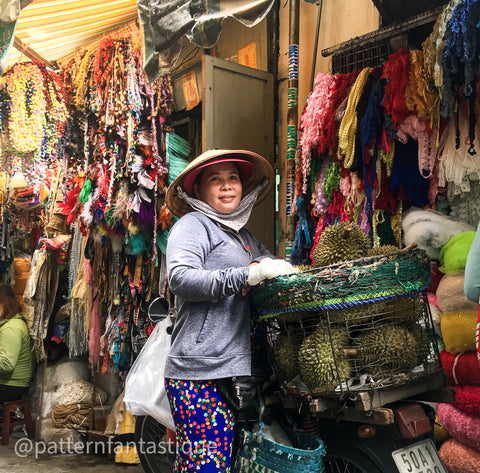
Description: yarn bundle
439,438,480,473
429,216,480,470
291,1,480,267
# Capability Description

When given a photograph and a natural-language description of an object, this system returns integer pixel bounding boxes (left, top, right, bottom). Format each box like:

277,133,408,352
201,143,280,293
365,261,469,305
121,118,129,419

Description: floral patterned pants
165,378,235,472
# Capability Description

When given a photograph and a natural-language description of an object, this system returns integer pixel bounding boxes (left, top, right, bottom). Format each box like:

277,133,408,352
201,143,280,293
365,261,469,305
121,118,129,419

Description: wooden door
202,55,275,252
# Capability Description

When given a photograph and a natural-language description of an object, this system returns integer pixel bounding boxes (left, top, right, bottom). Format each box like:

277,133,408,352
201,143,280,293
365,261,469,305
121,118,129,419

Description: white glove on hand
247,258,298,286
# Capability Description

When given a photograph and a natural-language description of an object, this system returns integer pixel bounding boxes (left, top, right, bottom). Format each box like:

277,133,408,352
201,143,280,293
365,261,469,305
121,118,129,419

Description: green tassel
79,179,92,204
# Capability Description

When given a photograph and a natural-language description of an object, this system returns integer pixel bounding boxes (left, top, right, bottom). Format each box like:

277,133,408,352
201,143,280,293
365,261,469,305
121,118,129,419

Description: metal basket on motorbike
251,248,446,411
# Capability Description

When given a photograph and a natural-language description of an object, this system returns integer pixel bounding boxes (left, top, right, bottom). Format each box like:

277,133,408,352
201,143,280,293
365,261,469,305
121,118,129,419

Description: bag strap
168,291,177,326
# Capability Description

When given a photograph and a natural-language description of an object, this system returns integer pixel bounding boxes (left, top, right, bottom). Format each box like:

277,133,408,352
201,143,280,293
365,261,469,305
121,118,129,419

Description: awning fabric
0,21,16,75
138,0,275,82
0,0,32,25
0,0,31,74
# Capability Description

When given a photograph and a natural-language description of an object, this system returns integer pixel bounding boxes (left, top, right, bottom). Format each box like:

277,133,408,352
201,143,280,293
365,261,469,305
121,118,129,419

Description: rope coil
52,403,93,430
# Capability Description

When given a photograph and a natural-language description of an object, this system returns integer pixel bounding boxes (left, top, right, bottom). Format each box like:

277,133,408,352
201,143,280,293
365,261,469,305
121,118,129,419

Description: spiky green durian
294,264,312,273
275,310,312,324
272,333,302,380
367,245,400,257
312,222,371,267
353,325,418,379
328,297,422,326
298,325,351,389
409,324,432,364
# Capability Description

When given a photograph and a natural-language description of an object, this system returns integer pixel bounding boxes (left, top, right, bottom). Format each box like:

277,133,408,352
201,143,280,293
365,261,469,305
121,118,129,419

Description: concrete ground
0,429,146,473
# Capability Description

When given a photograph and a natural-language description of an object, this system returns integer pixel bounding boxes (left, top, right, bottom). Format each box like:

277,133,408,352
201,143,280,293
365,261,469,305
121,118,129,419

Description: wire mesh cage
252,249,444,401
251,248,431,318
264,291,442,398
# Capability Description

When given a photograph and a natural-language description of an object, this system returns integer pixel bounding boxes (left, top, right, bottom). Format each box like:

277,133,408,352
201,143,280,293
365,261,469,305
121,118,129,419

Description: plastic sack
439,231,476,273
124,316,175,431
402,207,474,259
53,358,89,389
436,272,479,313
440,310,478,354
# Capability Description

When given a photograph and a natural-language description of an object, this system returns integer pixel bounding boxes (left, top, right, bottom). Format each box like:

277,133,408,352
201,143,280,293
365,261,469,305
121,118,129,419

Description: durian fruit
367,245,400,257
388,297,424,325
370,297,424,325
272,332,302,381
328,304,375,325
298,325,351,389
294,264,312,273
312,221,371,267
409,324,432,364
353,325,418,379
328,297,422,326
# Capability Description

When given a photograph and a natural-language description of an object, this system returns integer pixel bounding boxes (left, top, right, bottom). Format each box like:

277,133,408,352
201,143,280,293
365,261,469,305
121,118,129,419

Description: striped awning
6,0,138,68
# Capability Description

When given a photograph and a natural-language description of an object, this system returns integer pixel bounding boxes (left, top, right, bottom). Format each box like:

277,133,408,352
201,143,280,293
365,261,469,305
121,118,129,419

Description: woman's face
194,162,243,214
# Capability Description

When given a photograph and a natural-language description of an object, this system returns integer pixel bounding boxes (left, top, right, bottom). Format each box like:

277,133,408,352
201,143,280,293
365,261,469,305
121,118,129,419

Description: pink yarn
397,115,436,178
298,73,335,193
339,174,351,198
427,291,440,310
341,172,364,210
439,438,480,473
437,402,480,453
356,203,371,236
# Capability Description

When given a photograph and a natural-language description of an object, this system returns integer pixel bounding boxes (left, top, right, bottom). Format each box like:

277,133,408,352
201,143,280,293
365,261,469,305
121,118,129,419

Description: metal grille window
331,38,392,74
322,7,444,75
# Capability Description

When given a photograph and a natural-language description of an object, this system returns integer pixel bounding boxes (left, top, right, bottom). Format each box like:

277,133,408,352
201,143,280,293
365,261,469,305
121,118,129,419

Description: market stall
0,0,278,461
286,1,480,470
0,24,178,457
1,1,480,471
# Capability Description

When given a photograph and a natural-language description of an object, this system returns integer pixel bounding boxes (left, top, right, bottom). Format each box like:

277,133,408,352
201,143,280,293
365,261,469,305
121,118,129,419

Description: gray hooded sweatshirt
165,211,272,380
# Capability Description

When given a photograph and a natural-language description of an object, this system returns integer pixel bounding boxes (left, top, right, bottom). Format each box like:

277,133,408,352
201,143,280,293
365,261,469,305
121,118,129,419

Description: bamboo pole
284,0,300,259
13,36,56,69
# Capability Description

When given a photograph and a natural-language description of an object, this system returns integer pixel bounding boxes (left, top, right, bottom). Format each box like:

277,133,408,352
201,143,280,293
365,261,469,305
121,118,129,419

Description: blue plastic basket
233,426,326,473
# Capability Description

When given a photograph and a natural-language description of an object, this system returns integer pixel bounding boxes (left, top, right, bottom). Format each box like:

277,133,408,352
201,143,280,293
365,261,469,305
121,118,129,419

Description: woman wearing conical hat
164,149,296,472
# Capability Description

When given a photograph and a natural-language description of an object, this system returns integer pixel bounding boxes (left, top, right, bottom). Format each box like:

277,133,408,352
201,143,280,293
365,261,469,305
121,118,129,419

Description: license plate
392,439,448,473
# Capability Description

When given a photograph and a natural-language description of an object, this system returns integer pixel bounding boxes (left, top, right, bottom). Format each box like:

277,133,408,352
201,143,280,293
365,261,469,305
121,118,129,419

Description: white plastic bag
124,317,175,431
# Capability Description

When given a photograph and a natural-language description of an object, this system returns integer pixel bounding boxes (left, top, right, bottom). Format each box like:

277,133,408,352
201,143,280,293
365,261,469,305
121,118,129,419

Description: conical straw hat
166,149,274,218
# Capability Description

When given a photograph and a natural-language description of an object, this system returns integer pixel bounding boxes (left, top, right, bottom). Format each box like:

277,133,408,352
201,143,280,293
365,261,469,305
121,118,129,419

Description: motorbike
135,251,452,473
134,375,452,473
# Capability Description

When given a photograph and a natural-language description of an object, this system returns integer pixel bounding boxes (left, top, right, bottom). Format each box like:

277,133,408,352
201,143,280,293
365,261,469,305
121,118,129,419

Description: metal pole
285,0,300,259
309,0,323,92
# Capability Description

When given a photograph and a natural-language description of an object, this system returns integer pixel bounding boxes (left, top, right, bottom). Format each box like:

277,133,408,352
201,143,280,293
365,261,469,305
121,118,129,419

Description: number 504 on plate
392,439,448,473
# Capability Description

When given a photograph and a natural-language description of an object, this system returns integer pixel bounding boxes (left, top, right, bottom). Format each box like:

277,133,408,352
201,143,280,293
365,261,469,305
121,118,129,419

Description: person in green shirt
0,285,34,402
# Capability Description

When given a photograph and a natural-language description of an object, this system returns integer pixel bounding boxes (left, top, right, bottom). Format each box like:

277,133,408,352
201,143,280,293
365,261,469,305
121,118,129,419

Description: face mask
177,179,268,232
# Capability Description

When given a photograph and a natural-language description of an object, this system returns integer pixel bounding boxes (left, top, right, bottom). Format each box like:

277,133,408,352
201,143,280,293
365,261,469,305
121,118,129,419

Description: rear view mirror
147,297,170,324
